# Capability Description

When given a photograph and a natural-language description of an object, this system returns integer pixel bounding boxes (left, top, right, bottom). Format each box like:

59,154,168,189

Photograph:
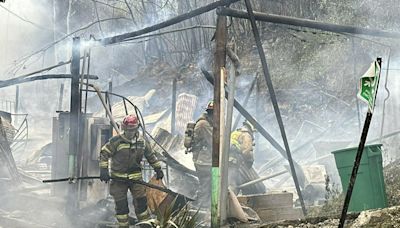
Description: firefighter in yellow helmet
228,120,256,194
99,115,163,228
191,100,213,208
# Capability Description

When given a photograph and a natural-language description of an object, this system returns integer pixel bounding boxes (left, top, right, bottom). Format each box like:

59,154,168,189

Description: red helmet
122,115,139,130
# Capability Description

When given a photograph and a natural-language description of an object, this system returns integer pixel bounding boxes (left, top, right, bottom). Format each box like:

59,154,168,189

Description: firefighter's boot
116,213,129,228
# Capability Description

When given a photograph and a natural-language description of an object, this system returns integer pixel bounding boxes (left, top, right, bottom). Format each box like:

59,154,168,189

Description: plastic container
332,144,387,212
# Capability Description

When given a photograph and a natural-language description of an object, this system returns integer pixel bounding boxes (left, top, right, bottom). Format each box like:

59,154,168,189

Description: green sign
358,60,381,113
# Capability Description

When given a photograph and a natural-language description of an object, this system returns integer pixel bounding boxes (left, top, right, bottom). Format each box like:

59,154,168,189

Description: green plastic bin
331,144,387,212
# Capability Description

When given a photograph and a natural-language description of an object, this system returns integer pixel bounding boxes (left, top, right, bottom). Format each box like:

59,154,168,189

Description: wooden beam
220,51,238,224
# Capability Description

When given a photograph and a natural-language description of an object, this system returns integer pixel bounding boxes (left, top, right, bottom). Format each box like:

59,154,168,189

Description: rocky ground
258,158,400,227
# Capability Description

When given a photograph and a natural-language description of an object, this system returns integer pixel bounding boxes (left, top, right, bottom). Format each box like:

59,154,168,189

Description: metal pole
353,39,362,133
58,83,64,111
243,0,307,216
232,74,257,130
67,37,81,214
108,80,113,105
101,0,240,45
15,86,19,114
211,13,227,228
339,111,373,227
217,8,400,39
339,58,382,227
255,75,261,164
171,78,177,134
380,50,391,142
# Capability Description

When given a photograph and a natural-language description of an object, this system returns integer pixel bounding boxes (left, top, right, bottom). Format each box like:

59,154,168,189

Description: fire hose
42,176,194,201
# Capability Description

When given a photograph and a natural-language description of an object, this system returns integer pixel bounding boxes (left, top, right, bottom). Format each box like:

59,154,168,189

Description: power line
8,17,130,76
0,4,56,33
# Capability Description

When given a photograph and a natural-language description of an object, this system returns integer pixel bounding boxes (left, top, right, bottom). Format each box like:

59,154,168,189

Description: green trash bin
332,144,387,212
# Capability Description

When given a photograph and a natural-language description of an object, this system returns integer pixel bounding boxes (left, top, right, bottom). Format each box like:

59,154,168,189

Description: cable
0,5,61,34
1,57,84,82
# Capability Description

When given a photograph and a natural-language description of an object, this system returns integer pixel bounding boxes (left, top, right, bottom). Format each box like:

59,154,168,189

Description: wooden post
220,65,236,224
243,0,307,216
171,78,177,134
212,13,227,228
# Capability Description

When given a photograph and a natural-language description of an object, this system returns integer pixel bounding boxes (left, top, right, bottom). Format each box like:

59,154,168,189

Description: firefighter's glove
155,168,164,180
100,168,110,183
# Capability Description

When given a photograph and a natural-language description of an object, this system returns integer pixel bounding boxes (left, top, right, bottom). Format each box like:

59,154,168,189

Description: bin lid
331,144,382,157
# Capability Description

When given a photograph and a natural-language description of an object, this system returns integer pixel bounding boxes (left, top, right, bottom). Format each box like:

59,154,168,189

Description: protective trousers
110,180,150,228
228,163,242,195
194,164,211,209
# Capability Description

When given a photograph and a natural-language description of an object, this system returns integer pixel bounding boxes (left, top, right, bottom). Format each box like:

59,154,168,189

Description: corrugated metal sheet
174,93,198,135
0,117,21,183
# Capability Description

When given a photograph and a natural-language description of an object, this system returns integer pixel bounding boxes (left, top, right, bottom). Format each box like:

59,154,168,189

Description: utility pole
67,37,81,215
211,12,227,228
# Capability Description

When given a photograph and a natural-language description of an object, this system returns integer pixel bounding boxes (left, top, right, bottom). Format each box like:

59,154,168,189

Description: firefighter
228,120,256,194
99,114,164,228
192,100,213,208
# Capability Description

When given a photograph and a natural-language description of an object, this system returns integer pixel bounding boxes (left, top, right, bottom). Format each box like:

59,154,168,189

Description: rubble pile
261,158,400,227
384,159,400,206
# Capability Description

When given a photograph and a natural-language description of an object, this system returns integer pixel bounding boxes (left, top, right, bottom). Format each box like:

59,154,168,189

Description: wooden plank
237,193,293,209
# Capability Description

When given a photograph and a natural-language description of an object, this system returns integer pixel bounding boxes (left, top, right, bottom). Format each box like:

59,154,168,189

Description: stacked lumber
237,192,304,222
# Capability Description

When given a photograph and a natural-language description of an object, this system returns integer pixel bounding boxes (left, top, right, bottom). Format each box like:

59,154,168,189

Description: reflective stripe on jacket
192,113,213,166
99,134,161,173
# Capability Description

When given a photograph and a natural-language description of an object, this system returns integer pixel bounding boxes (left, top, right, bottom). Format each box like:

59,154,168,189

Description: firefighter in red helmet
99,114,163,227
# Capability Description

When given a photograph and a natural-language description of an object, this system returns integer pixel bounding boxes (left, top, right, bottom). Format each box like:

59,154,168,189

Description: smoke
1,0,400,222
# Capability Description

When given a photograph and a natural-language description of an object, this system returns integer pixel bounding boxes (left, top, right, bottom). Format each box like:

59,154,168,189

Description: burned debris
2,0,400,227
